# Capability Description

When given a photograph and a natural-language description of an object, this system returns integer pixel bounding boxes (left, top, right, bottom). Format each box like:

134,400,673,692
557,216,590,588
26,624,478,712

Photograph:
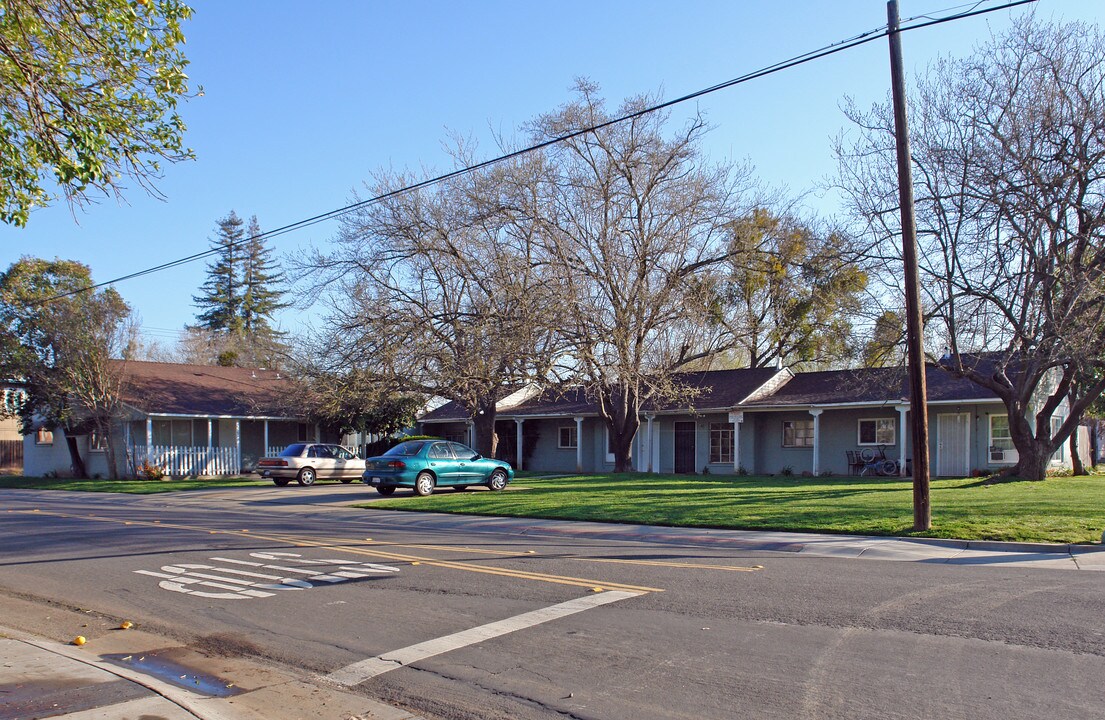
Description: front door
674,421,696,474
937,413,970,477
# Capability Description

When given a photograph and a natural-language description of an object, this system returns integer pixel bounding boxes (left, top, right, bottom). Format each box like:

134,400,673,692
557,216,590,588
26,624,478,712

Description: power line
42,0,1035,305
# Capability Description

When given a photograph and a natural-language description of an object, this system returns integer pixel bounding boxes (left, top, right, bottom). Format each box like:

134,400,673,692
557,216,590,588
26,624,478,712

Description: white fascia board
138,411,301,421
738,397,998,411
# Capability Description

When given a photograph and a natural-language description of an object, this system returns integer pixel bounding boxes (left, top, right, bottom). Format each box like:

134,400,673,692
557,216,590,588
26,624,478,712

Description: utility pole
887,0,931,531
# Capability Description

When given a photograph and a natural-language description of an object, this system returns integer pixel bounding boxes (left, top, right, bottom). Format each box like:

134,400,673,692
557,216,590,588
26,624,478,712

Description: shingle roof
739,365,997,407
117,360,295,417
420,367,783,422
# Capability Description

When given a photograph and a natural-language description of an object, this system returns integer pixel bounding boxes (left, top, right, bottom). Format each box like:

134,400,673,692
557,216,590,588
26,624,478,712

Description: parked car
256,443,365,486
362,439,513,496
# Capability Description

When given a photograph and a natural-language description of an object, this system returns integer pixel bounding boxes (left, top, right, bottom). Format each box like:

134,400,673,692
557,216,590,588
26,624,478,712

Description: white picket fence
266,445,287,458
133,445,240,477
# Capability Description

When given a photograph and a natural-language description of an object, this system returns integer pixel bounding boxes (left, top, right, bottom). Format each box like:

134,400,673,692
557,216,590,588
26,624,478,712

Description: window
428,443,453,460
449,442,478,460
1051,416,1065,463
782,420,814,448
35,428,53,445
990,415,1013,451
89,429,107,452
709,423,734,464
858,418,896,446
558,426,578,449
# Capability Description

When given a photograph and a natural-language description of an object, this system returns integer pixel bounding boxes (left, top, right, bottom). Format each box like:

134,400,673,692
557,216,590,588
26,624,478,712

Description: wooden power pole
887,0,931,531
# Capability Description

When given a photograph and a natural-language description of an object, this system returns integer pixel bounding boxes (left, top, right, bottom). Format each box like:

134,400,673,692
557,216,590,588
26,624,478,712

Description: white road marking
325,590,643,686
134,552,402,600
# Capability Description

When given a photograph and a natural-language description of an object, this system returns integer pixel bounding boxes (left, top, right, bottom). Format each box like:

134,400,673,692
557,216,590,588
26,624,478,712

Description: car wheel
487,469,508,491
296,467,316,486
273,478,290,487
376,485,396,496
452,485,469,492
414,472,435,497
340,477,354,484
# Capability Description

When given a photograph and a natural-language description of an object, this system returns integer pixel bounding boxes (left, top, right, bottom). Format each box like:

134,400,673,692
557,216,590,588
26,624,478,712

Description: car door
448,442,483,483
308,445,336,479
327,445,350,478
426,442,458,485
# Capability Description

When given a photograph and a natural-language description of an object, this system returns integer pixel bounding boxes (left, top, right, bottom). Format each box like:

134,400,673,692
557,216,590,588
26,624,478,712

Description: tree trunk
472,404,498,458
102,421,120,480
1070,423,1085,476
64,434,88,478
1011,444,1050,481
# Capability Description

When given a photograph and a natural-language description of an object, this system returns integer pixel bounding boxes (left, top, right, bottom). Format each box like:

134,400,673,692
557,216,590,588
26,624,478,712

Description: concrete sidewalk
0,595,422,720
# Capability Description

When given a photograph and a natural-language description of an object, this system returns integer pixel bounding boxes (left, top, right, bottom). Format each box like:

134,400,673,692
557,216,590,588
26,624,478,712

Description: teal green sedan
362,439,513,496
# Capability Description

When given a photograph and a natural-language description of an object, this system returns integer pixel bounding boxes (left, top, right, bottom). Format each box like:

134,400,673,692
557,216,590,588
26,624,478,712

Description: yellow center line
14,510,663,593
268,534,664,593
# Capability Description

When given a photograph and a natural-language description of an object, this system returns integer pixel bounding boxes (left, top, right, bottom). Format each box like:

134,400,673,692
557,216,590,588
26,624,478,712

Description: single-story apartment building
420,363,1086,477
23,361,331,478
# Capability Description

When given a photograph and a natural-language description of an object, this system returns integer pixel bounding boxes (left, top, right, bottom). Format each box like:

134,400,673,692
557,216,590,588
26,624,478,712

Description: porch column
574,416,584,472
263,420,269,456
514,419,524,471
146,416,153,448
728,411,744,474
897,404,909,477
809,408,823,476
314,423,320,443
466,420,474,448
645,415,655,473
235,420,241,474
207,419,212,448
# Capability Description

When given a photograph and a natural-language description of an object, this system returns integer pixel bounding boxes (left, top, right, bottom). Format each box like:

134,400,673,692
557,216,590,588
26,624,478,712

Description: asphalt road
1,485,1103,720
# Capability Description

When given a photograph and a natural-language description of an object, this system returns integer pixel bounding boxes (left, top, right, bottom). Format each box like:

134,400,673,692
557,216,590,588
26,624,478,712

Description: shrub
780,465,794,476
735,465,749,476
137,461,165,481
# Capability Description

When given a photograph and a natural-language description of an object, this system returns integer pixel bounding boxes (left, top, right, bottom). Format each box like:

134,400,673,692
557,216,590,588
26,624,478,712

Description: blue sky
2,0,1102,349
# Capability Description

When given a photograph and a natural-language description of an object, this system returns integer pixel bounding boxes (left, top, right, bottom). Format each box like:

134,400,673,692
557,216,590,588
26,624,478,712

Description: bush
780,465,794,476
137,461,165,481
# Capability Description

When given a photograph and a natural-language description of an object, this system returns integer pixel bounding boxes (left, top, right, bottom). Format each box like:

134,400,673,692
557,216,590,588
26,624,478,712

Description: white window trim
1050,416,1065,464
857,417,896,446
35,428,54,446
709,422,735,464
988,414,1016,464
558,426,577,449
782,419,814,448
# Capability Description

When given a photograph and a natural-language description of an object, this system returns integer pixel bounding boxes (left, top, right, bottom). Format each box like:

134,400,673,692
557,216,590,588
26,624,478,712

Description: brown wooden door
674,421,696,474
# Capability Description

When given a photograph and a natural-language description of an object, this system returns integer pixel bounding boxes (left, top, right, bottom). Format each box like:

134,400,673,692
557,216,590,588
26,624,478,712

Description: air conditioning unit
989,447,1018,464
989,448,1004,462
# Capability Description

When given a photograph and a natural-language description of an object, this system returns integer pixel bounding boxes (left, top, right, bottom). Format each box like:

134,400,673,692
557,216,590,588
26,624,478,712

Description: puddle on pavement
101,648,243,698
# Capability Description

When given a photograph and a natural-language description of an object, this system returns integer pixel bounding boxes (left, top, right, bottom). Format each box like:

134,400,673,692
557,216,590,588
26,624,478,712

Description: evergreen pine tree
241,215,289,336
193,211,245,335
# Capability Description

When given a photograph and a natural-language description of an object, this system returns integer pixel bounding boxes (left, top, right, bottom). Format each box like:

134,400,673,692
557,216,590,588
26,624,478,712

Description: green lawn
0,475,271,494
362,473,1105,544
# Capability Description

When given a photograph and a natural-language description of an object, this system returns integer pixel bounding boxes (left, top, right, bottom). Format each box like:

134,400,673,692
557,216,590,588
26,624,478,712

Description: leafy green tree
0,0,196,226
0,257,132,477
861,310,904,368
719,209,867,369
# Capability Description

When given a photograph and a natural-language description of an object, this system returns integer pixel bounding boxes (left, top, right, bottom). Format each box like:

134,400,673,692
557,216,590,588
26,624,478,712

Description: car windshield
384,441,429,457
279,443,308,457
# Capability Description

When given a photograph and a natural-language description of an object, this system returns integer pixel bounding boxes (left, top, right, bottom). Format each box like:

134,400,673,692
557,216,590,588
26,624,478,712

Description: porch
125,415,315,477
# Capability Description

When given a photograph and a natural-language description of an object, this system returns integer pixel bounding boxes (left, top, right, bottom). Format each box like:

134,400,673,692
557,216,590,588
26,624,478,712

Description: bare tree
527,82,754,471
836,17,1105,480
306,150,560,457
